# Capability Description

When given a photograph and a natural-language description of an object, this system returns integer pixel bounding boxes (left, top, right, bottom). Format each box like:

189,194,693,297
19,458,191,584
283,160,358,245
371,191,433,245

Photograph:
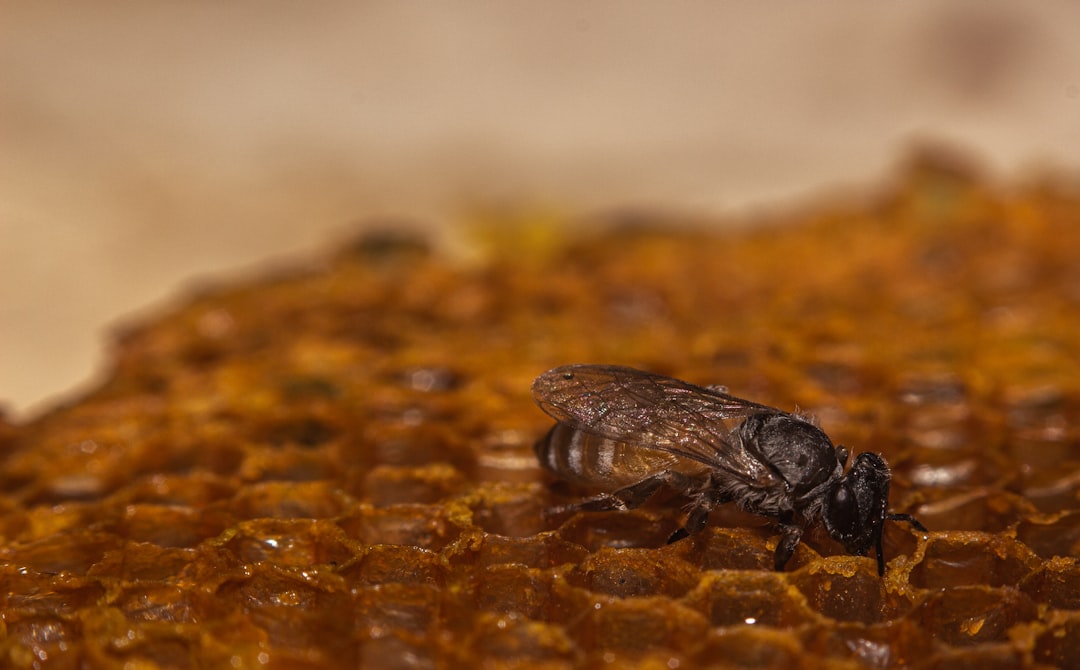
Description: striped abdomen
534,423,707,490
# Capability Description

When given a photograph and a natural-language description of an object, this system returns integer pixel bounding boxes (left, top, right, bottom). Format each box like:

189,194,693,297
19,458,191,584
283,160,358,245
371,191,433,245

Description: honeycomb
2,149,1080,668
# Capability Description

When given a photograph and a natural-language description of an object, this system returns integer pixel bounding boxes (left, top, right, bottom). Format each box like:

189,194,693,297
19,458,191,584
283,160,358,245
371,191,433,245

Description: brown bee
532,364,926,574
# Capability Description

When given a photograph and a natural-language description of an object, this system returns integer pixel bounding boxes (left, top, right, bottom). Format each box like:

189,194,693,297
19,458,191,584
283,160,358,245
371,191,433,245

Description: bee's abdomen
534,423,684,489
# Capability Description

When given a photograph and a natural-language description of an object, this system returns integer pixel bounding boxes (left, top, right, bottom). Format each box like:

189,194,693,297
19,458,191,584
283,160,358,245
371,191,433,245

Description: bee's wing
531,364,777,483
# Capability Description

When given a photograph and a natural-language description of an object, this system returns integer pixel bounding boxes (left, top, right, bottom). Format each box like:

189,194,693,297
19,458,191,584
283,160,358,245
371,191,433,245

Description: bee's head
821,451,892,574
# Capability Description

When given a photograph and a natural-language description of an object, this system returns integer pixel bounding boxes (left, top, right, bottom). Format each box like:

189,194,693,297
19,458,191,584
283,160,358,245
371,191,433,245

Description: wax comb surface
2,153,1079,668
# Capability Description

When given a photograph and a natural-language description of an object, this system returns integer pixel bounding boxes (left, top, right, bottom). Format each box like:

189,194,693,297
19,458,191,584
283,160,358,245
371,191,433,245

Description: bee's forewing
532,364,777,482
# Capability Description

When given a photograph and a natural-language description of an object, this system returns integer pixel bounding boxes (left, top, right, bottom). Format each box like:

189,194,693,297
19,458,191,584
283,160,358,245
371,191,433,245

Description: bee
532,364,926,574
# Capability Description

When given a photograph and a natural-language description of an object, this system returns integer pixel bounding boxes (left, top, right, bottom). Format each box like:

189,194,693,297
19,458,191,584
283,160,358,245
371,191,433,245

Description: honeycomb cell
469,483,549,538
1015,509,1080,560
469,565,554,619
105,635,202,670
1001,383,1068,435
894,371,969,406
575,596,710,655
217,569,355,655
113,503,230,548
4,529,117,576
238,446,341,482
544,572,598,629
354,583,440,638
674,526,775,572
564,547,701,599
447,532,588,570
908,533,1040,589
463,614,578,667
362,463,466,506
894,372,974,451
472,430,547,484
108,635,207,670
909,488,1036,533
278,373,345,401
1,500,101,546
173,439,247,478
221,518,354,567
339,504,457,550
1020,465,1080,514
119,473,236,507
894,446,1011,490
555,510,675,551
1006,435,1076,473
1018,557,1080,610
917,644,1029,670
789,558,914,623
801,619,934,668
693,626,807,669
1032,611,1080,669
363,422,472,470
18,451,126,505
228,480,348,520
879,516,924,569
0,616,79,667
340,544,443,588
910,586,1038,647
802,358,871,396
387,364,464,394
251,412,342,449
188,605,275,663
0,572,106,619
111,583,201,624
356,632,436,670
682,571,818,628
88,543,198,582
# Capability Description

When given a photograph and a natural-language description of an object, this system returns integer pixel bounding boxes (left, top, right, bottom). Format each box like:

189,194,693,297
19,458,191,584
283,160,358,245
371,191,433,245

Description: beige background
3,1,1079,420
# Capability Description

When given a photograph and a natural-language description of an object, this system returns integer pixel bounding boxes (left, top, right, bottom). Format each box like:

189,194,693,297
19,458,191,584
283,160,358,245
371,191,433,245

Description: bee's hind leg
666,501,713,544
545,471,683,518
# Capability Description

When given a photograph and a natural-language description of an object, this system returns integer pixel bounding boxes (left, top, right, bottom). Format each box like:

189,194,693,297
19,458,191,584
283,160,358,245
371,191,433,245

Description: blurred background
3,1,1079,420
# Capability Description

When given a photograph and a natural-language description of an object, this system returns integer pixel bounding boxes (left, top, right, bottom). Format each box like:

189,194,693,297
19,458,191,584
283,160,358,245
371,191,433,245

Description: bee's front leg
773,512,804,571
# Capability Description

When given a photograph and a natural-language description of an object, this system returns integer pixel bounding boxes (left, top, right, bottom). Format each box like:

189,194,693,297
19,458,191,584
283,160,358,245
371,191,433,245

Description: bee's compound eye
824,454,893,557
828,483,857,529
562,372,574,380
823,478,879,556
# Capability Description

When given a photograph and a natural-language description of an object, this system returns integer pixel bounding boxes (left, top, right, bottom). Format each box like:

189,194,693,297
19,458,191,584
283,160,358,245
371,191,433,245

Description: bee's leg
547,471,680,516
666,501,712,544
773,513,803,571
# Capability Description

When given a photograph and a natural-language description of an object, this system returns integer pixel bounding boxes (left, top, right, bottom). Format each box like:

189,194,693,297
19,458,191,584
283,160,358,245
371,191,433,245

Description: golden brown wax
2,151,1079,667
